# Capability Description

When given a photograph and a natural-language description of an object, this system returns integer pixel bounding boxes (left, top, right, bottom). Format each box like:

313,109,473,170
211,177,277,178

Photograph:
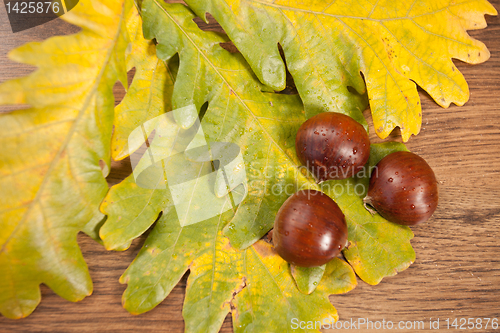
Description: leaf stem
363,196,378,216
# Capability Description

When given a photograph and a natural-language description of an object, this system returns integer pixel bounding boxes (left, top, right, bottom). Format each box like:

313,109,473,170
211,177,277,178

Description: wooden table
1,1,499,332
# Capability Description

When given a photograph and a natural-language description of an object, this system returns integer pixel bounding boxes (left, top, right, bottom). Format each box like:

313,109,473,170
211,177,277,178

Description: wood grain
1,0,499,332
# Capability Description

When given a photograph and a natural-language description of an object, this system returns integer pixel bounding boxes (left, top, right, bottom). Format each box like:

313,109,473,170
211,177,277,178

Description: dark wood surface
1,0,499,332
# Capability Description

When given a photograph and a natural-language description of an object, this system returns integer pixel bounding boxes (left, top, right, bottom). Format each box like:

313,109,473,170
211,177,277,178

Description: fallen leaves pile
0,0,496,331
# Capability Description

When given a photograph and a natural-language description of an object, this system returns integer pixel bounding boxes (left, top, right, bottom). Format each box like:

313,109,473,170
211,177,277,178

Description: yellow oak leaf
183,0,497,140
0,0,133,319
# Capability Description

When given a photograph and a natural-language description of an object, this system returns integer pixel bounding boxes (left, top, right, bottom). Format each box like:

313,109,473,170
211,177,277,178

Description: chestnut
272,190,347,267
295,112,370,182
363,151,438,225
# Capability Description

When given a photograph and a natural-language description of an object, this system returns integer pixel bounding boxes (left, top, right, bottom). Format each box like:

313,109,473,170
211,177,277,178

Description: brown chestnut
273,190,347,267
295,112,370,182
363,151,438,225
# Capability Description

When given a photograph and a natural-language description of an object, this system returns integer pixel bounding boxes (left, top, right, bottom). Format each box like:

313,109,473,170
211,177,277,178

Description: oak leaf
183,0,497,141
99,2,415,331
0,0,133,319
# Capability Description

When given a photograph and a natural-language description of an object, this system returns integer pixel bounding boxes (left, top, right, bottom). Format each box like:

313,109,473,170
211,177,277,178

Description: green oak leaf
291,265,327,295
120,205,357,332
321,142,416,285
137,0,318,252
98,2,417,328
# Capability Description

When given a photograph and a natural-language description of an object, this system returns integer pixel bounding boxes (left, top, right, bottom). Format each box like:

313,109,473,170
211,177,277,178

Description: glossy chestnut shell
295,112,370,182
273,190,347,267
364,151,438,226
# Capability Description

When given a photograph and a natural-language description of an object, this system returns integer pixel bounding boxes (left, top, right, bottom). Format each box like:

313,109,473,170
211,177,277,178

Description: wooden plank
0,1,499,331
